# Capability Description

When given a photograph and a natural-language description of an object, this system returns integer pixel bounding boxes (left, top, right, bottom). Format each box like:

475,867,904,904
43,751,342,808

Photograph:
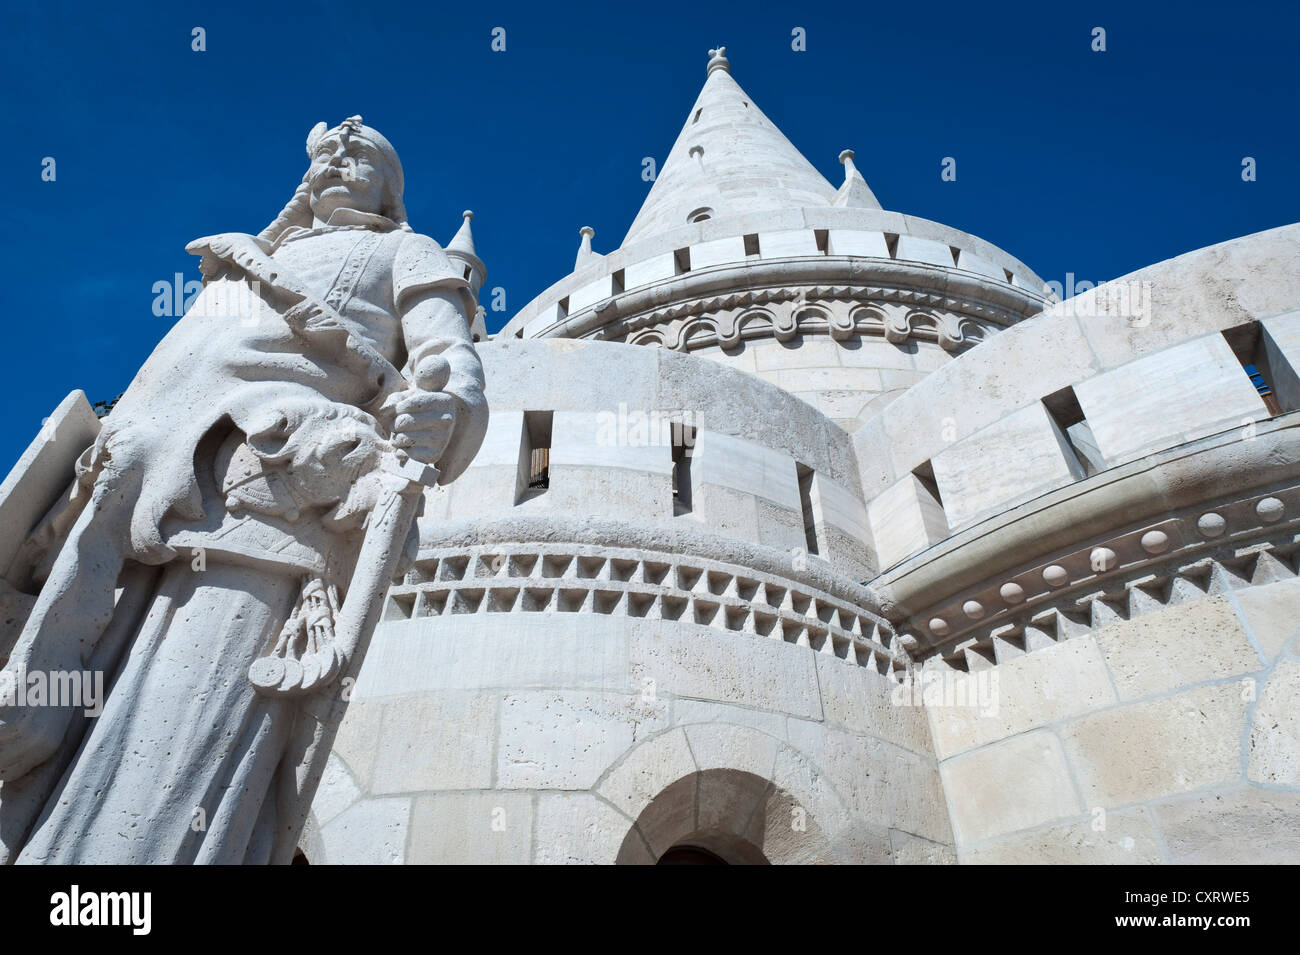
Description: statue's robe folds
0,213,480,864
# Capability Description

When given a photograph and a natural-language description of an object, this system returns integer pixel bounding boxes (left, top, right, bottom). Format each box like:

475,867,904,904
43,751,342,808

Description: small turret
446,210,486,298
832,149,881,210
575,226,603,270
445,210,487,342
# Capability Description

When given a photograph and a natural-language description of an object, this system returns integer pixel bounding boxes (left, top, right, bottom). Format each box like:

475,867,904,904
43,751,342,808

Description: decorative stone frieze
614,292,1001,354
907,481,1300,669
385,541,903,675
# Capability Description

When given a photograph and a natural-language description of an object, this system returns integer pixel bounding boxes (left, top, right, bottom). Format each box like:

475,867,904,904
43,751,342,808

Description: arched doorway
618,768,829,864
657,845,729,865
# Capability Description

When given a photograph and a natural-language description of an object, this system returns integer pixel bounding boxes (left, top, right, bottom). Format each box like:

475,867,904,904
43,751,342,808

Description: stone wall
929,590,1300,863
426,338,876,581
858,223,1300,570
303,611,951,864
305,224,1300,864
690,327,952,432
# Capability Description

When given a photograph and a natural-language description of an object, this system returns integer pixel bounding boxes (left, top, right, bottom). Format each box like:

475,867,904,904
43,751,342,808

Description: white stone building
6,48,1300,864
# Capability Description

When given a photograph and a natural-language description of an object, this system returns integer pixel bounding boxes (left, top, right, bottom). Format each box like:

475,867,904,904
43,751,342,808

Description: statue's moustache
310,166,356,187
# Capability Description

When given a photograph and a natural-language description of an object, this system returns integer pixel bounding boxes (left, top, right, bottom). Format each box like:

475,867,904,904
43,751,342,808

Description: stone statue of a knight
0,117,489,863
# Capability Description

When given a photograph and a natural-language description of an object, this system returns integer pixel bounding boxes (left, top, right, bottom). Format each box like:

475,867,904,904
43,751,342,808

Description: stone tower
7,47,1295,865
299,47,1300,865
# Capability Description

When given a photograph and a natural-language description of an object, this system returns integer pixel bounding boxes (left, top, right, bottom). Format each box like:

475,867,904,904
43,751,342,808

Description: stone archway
657,845,730,865
616,767,830,865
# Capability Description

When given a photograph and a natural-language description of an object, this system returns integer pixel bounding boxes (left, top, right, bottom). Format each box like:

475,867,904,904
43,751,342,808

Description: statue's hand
384,354,455,466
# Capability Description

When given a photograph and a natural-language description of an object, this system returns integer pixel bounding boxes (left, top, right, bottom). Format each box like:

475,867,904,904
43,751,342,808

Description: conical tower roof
446,209,478,259
621,47,849,246
445,209,486,297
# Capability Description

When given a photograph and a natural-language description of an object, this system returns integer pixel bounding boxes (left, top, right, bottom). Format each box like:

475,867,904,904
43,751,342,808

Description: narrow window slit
673,423,695,515
796,462,821,555
1042,385,1103,477
515,411,553,504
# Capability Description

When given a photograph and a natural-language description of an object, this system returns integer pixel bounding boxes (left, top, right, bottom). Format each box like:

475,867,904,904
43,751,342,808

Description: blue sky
3,0,1297,466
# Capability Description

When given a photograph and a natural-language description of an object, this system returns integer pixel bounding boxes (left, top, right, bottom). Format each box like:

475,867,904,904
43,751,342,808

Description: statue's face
307,132,390,222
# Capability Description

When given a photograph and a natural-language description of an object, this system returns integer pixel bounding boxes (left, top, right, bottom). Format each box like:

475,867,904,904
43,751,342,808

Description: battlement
859,222,1300,578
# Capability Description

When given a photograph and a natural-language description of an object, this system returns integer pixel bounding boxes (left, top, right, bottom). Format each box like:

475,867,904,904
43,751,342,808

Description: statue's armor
4,217,473,864
101,215,467,580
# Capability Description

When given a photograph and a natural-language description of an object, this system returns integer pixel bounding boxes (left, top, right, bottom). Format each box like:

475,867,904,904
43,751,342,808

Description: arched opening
657,845,728,865
617,768,829,864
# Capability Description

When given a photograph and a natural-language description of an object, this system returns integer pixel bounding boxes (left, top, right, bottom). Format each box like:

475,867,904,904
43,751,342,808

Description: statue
0,117,489,863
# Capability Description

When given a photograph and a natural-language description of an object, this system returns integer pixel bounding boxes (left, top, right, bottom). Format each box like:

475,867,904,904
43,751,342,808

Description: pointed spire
575,225,603,269
444,209,486,299
621,47,838,246
447,209,477,257
833,149,881,210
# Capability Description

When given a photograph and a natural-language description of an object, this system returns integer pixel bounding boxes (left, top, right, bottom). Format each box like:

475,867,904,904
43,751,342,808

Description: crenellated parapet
426,338,878,579
501,214,1047,431
503,210,1046,343
861,222,1300,664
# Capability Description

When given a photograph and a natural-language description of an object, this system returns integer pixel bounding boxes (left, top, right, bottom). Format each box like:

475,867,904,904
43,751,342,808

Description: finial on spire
838,149,858,178
707,46,729,75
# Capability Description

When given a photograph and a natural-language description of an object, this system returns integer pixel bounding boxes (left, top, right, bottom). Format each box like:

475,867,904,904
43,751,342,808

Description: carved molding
522,255,1046,344
384,542,905,675
907,481,1300,670
605,285,1006,354
618,296,994,354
